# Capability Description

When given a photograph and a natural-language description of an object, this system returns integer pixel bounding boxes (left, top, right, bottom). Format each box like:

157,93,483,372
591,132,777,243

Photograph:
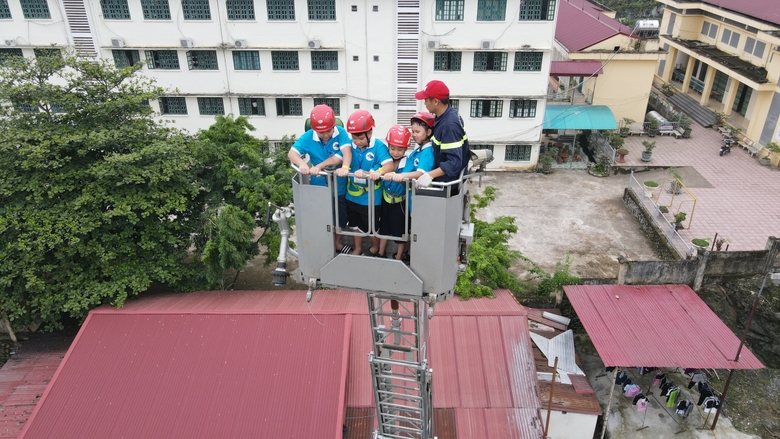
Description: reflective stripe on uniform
432,134,468,150
382,190,404,204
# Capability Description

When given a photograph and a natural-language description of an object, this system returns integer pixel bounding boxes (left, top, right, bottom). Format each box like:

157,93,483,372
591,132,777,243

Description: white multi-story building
0,0,558,169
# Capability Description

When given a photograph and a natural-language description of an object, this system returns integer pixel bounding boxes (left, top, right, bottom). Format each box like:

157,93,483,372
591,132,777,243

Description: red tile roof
564,284,765,369
11,290,544,439
556,0,636,52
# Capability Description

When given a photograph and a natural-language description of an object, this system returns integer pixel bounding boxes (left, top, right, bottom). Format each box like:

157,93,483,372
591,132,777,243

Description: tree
456,187,529,299
0,54,200,330
191,116,295,288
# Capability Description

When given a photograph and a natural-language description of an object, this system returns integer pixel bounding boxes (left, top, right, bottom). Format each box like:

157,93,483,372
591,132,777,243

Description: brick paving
616,125,780,251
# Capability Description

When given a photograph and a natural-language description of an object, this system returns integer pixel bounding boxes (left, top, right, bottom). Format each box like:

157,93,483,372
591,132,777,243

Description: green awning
543,105,617,130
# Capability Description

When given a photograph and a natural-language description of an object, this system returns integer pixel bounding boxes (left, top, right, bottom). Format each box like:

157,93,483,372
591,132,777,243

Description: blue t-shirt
383,142,435,210
346,137,392,206
290,126,351,195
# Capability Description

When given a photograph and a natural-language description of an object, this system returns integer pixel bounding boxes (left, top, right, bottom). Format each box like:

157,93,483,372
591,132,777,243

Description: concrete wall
540,410,598,439
617,257,698,285
622,188,680,260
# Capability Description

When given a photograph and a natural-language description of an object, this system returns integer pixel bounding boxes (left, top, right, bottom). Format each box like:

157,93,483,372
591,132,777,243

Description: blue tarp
543,105,618,130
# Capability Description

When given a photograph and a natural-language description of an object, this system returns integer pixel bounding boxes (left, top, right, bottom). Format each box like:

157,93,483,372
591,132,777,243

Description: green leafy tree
456,186,529,299
191,116,295,288
0,55,202,330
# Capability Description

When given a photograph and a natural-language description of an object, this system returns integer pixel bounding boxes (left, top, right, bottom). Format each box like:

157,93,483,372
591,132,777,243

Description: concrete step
667,93,717,128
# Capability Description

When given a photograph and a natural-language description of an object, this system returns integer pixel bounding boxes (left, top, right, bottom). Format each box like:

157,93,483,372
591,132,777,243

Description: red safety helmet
411,111,435,128
385,125,411,148
347,110,375,134
310,104,336,131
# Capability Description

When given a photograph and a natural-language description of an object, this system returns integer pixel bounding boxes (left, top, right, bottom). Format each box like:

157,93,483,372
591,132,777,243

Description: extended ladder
368,293,433,439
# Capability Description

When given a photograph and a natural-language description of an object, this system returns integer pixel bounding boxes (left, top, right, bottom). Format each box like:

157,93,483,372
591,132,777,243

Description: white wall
540,410,598,439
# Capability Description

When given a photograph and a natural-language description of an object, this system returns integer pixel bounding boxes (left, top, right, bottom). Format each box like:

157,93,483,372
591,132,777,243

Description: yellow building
552,0,666,125
655,0,780,157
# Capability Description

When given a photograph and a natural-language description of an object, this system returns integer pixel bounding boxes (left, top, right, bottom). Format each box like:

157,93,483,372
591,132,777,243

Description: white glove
415,172,433,188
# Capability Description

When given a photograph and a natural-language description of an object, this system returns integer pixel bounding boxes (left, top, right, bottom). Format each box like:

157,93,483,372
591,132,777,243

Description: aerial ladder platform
271,151,491,439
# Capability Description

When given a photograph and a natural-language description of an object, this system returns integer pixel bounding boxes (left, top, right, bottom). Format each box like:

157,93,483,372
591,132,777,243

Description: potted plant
644,180,659,199
660,82,676,97
673,211,687,230
647,119,659,137
667,167,683,194
728,126,742,140
539,147,558,174
619,118,635,137
713,112,727,127
616,148,629,163
659,205,669,213
691,238,711,252
679,116,693,138
641,140,656,162
765,141,780,167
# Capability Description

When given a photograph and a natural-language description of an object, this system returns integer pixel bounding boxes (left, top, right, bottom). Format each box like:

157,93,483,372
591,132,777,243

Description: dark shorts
335,195,348,229
347,200,379,233
379,200,407,242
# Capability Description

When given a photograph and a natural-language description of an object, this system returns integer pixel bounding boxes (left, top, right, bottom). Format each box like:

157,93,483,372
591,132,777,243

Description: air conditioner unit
307,39,321,49
110,38,125,48
481,40,494,50
180,38,194,48
4,39,16,47
427,40,440,50
234,39,247,49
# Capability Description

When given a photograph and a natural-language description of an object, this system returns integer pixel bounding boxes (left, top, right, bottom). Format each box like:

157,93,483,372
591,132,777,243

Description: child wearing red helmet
377,125,412,259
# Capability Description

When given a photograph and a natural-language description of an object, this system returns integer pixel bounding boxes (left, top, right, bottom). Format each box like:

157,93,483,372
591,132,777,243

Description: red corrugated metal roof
550,61,604,77
556,0,636,52
702,0,780,27
20,314,351,439
12,290,544,439
564,284,764,369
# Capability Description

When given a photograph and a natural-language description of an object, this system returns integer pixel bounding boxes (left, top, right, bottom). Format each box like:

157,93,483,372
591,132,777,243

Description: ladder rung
378,402,422,413
377,391,423,402
381,343,413,352
381,423,425,435
379,412,423,424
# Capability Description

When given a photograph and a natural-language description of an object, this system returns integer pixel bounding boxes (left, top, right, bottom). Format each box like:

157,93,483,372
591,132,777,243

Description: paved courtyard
617,124,780,251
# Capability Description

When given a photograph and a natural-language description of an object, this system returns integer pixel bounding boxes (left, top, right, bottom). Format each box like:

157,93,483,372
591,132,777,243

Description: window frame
271,51,300,70
276,98,303,116
313,98,340,115
473,52,508,72
476,0,506,21
197,97,225,116
470,99,503,118
33,48,61,59
112,49,140,68
435,0,464,21
238,97,266,116
267,0,295,20
186,50,219,70
226,0,255,20
141,0,171,20
518,0,556,21
20,0,51,19
100,0,131,19
0,48,24,66
513,51,543,71
160,96,188,115
310,51,338,70
181,0,211,20
505,144,531,162
233,51,261,70
145,50,181,69
433,51,462,71
509,99,537,118
307,0,336,21
0,0,11,19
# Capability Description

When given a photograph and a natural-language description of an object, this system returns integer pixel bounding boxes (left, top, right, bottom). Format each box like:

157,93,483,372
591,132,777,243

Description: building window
308,0,335,20
471,144,494,153
160,97,187,114
34,48,61,59
100,0,131,19
145,50,180,69
14,102,38,113
233,51,260,70
701,21,710,36
238,97,265,115
509,99,537,118
272,51,299,70
311,51,338,70
435,0,463,21
476,0,505,21
182,0,211,19
708,23,718,39
514,51,543,71
267,0,295,20
0,48,23,66
351,5,356,11
470,99,503,118
0,1,11,19
276,98,303,116
112,50,140,68
373,104,379,109
744,37,766,58
450,99,459,110
187,50,218,70
505,144,531,161
721,29,739,48
353,55,359,61
519,0,556,21
20,0,50,19
754,41,766,58
732,83,752,117
226,0,254,20
434,51,461,71
141,0,171,19
313,98,340,115
473,52,507,71
197,97,224,115
711,70,728,103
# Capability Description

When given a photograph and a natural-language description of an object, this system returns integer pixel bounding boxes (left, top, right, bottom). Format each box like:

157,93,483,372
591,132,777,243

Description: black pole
711,273,769,430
